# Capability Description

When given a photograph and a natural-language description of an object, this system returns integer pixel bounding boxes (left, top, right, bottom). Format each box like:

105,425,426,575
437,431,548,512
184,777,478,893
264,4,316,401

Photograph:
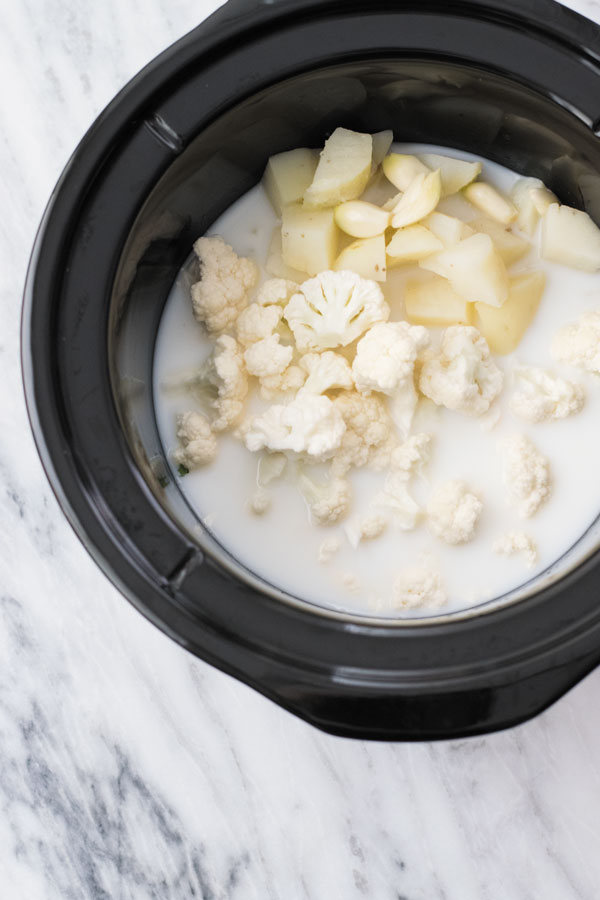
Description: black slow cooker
22,0,600,740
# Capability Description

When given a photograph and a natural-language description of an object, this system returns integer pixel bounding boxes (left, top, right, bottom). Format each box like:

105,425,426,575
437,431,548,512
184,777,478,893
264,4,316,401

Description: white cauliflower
284,270,389,351
352,321,429,395
552,309,600,374
247,489,271,515
510,366,585,423
392,567,447,610
244,394,346,460
390,433,432,477
331,391,393,475
502,434,551,518
318,536,341,563
345,513,388,549
236,303,283,346
388,379,418,439
259,365,306,400
191,236,258,333
299,473,352,525
244,335,294,378
255,278,297,307
172,411,217,470
419,325,503,417
257,453,287,486
372,470,421,530
298,351,354,395
493,532,538,567
426,479,482,544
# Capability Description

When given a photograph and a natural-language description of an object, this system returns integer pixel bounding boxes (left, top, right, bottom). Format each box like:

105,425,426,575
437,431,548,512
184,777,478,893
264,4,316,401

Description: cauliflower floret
244,394,346,460
372,470,421,530
236,302,283,346
510,366,584,423
259,365,306,400
191,236,258,333
493,531,538,567
345,513,388,548
419,325,503,417
503,434,551,518
352,321,430,395
390,433,432,477
552,309,600,374
318,536,341,563
331,391,393,475
284,270,390,351
256,278,297,307
388,379,419,440
247,489,271,515
257,453,287,486
244,334,294,378
426,479,482,545
172,411,217,470
298,351,354,395
392,567,447,610
299,473,352,525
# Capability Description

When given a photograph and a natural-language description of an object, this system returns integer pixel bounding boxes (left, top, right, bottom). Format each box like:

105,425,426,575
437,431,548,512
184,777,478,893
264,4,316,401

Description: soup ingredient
541,203,600,271
255,278,297,307
352,321,429,395
304,127,372,208
420,153,481,196
391,432,432,477
419,325,503,417
299,472,351,524
259,364,306,400
373,470,421,530
266,231,306,282
470,218,530,265
390,170,442,228
404,277,472,327
426,479,482,545
345,513,388,548
244,394,345,459
257,453,287,486
173,411,218,470
502,434,551,518
386,224,443,265
474,271,545,355
509,366,585,423
284,270,389,351
281,205,338,276
371,130,394,167
263,147,318,214
191,236,258,333
334,200,391,238
334,235,387,282
493,532,538,567
236,302,282,345
510,177,556,235
530,186,557,215
383,153,430,191
248,489,271,515
197,335,248,431
424,211,473,246
299,351,354,396
318,536,341,563
244,334,293,378
392,567,446,610
464,182,517,225
552,308,600,374
420,233,509,308
331,391,393,474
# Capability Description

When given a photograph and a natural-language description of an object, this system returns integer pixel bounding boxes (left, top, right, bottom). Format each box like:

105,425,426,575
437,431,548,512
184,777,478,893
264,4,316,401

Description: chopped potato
420,233,509,308
383,154,430,191
420,153,481,197
425,211,474,246
541,203,600,271
405,277,473,326
281,205,338,276
475,271,545,354
464,182,517,225
471,217,530,265
386,225,443,266
304,127,372,208
334,234,387,281
371,130,394,168
263,148,318,215
266,228,307,282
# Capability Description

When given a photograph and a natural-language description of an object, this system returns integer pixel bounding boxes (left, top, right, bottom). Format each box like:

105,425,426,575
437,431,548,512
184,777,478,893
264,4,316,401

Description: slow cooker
22,0,600,739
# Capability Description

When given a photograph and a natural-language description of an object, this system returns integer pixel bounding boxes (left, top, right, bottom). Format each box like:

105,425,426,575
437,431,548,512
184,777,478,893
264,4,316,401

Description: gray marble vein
2,0,600,897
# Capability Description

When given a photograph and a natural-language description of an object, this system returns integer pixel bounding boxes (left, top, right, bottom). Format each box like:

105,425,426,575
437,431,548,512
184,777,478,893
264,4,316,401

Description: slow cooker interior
109,58,600,617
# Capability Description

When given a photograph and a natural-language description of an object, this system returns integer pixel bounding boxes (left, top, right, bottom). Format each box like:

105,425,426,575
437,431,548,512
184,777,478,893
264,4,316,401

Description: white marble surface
2,0,600,896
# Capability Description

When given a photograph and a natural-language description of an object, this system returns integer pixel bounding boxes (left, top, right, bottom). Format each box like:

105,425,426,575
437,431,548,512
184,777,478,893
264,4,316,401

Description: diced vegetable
334,234,387,281
424,211,474,246
471,218,530,265
405,277,473,327
511,177,543,235
420,233,509,308
281,205,338,276
371,130,394,168
382,154,430,191
475,271,545,354
420,153,482,197
304,127,372,208
263,148,318,214
541,203,600,271
266,228,307,282
386,225,443,266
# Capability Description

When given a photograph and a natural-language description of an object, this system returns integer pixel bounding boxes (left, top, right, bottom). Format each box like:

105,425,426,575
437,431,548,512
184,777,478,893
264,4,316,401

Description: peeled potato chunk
263,148,318,215
281,205,338,276
471,218,530,265
424,211,474,246
266,228,306,282
371,130,394,168
464,182,517,225
530,186,557,215
383,154,430,191
386,225,443,266
391,170,442,229
420,153,482,197
475,271,545,354
420,233,509,308
335,200,390,238
541,203,600,271
304,127,372,208
334,234,387,281
405,276,473,326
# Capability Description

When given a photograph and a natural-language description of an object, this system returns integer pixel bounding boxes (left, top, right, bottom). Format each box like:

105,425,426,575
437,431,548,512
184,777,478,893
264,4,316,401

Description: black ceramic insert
22,0,600,739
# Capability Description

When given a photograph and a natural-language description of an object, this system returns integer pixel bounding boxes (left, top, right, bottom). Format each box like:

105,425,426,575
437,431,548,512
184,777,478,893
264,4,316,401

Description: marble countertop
3,0,600,896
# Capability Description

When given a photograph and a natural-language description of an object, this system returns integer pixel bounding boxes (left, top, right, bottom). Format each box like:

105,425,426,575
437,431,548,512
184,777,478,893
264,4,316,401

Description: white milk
153,144,600,618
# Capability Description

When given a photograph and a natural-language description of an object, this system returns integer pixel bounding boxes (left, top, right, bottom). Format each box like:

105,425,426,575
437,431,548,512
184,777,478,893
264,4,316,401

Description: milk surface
153,145,600,618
